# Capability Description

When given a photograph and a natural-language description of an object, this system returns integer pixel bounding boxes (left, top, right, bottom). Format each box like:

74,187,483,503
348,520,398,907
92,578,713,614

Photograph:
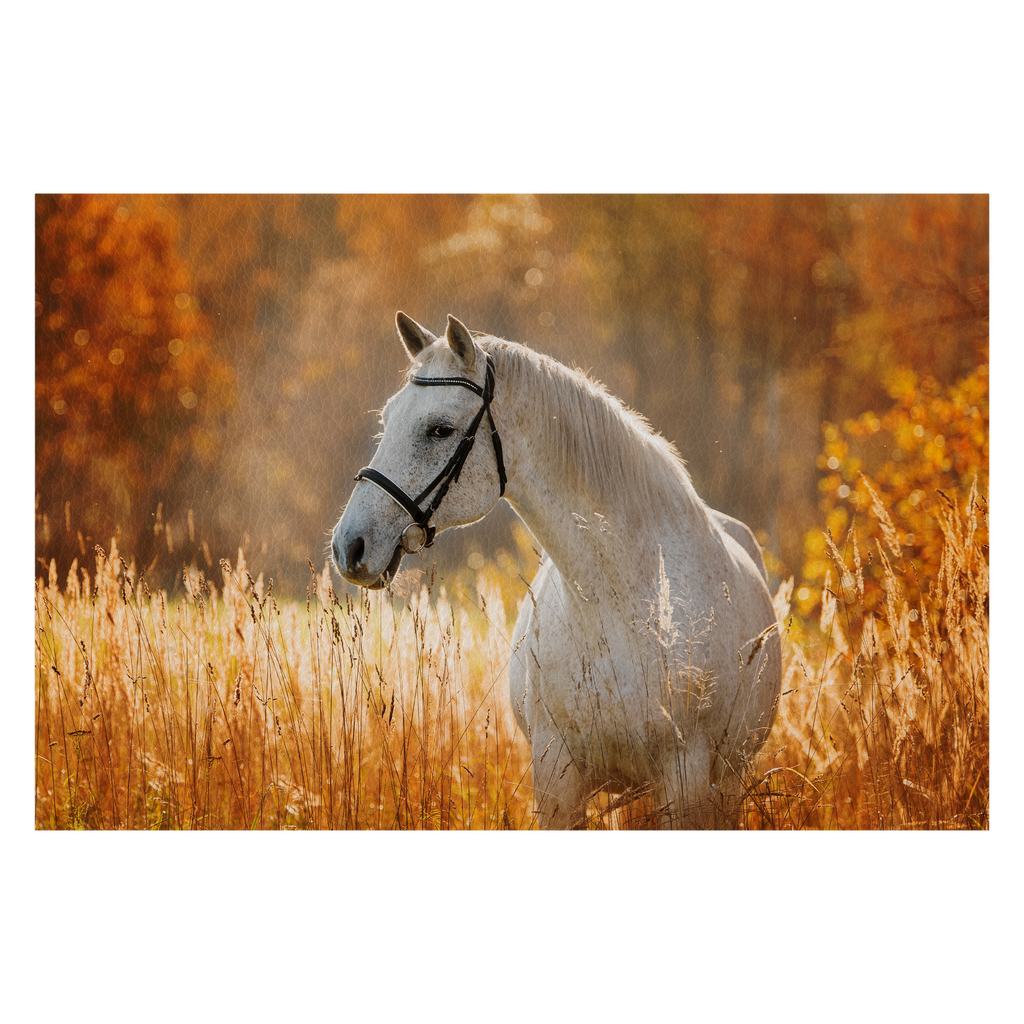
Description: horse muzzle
332,527,406,590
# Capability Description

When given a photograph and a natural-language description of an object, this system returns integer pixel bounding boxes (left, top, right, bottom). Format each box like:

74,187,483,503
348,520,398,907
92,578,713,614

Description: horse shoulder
509,558,588,730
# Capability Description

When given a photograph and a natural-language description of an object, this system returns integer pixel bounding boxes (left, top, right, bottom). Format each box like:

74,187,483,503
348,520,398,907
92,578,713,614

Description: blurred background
35,194,988,600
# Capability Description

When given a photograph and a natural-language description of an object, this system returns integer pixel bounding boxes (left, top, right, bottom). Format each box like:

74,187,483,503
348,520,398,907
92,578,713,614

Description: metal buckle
400,522,430,554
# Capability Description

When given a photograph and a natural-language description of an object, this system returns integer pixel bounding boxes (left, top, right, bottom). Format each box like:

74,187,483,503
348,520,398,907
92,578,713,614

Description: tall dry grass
745,479,989,829
35,484,987,829
35,547,532,829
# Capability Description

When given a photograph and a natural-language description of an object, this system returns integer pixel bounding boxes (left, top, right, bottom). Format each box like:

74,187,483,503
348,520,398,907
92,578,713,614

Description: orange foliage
800,363,988,617
35,194,235,562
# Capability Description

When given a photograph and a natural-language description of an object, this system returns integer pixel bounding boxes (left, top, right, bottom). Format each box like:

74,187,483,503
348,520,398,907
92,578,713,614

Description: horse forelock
401,335,485,382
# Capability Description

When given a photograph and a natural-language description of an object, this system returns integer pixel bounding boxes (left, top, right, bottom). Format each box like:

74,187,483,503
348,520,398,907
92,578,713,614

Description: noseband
354,353,507,554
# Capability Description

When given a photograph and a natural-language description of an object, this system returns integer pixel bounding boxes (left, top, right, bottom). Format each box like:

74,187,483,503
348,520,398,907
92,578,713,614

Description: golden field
35,485,987,830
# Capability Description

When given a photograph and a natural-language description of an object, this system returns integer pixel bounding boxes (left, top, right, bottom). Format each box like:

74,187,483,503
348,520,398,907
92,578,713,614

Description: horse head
331,312,507,589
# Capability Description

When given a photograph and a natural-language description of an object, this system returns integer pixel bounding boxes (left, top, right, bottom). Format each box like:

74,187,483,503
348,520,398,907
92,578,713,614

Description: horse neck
491,342,713,603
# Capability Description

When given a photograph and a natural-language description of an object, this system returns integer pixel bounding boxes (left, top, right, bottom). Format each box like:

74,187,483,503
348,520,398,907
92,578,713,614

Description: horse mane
416,334,711,528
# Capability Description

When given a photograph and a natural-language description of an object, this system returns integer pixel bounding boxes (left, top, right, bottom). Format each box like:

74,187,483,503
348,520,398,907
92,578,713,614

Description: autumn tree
797,194,989,617
36,194,235,578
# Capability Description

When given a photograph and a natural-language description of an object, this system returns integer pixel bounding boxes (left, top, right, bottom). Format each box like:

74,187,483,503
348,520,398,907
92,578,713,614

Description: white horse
333,312,781,828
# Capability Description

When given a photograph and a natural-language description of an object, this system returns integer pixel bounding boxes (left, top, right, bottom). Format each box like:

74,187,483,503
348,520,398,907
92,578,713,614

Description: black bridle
354,352,507,554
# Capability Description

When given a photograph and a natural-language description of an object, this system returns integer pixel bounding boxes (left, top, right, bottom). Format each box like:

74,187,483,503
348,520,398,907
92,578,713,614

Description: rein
355,353,507,554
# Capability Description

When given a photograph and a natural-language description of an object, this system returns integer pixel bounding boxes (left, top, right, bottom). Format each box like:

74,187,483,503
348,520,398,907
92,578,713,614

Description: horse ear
445,315,477,372
396,311,437,360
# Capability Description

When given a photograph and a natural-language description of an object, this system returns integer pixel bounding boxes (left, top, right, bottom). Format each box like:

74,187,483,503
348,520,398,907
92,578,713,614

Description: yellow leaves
801,363,988,617
884,365,919,403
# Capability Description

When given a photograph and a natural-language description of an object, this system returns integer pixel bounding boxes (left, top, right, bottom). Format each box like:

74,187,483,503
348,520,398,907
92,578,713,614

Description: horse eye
428,423,455,439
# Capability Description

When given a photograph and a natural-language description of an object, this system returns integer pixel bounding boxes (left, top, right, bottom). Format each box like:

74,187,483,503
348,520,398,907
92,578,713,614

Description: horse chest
515,563,713,785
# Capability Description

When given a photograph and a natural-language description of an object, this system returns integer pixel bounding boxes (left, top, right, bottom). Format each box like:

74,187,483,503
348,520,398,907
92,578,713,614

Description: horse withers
333,312,781,828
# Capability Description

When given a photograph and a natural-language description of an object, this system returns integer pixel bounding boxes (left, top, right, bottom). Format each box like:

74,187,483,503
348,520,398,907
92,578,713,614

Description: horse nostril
346,536,365,574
